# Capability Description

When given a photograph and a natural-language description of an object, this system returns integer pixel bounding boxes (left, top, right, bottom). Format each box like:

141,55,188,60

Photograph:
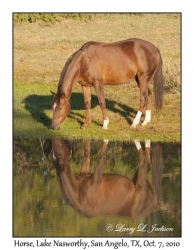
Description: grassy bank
14,14,180,142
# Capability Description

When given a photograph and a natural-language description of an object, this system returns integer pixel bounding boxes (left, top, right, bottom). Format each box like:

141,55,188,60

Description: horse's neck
58,166,80,209
58,56,81,99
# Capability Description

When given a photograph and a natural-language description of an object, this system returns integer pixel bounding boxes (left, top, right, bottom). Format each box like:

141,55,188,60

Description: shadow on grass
23,93,137,128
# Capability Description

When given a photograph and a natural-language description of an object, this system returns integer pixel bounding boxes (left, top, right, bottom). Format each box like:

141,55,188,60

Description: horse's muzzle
51,124,60,130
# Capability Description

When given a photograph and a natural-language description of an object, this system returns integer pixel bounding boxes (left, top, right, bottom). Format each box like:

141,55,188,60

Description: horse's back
79,39,137,85
80,38,158,54
79,38,160,85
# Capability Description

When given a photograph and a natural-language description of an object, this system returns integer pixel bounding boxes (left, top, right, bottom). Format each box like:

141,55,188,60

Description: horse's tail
154,50,164,111
151,143,164,201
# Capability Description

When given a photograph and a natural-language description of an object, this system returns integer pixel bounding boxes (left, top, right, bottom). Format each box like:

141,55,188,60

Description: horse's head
49,138,72,177
50,91,70,130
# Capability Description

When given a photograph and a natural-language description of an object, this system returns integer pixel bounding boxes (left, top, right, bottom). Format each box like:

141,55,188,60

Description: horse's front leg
94,82,109,129
79,139,91,175
81,86,91,129
93,139,108,183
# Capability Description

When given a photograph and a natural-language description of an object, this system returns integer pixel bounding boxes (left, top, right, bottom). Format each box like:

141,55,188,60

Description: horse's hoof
81,122,90,129
130,124,136,129
102,126,108,130
141,121,149,126
81,124,90,129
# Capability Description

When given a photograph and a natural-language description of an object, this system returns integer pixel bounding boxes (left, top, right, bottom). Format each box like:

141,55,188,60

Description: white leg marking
102,118,109,129
142,110,151,126
145,139,151,148
131,111,142,127
134,139,141,150
103,139,109,144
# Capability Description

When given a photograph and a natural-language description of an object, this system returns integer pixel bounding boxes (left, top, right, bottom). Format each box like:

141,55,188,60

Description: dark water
13,138,181,237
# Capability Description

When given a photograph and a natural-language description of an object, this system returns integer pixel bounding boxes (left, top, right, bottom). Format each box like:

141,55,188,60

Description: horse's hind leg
145,139,151,165
81,86,91,129
142,87,152,126
131,74,148,127
133,139,150,181
131,73,152,127
133,139,148,182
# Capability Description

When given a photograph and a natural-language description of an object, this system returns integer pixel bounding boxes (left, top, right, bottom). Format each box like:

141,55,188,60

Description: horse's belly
82,177,135,216
102,59,137,85
103,68,136,85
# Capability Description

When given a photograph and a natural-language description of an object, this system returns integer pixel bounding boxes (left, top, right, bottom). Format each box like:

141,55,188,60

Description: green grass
14,81,180,142
14,14,180,142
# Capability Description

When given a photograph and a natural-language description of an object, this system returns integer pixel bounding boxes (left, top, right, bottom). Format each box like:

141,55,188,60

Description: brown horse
51,38,164,130
50,138,157,218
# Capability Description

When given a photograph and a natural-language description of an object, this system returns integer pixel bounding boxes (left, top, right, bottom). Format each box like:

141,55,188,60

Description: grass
14,14,180,142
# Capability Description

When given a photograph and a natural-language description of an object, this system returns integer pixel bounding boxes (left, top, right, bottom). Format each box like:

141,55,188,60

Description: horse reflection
50,139,157,218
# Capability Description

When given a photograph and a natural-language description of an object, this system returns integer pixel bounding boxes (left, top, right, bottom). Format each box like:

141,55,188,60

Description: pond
13,137,181,237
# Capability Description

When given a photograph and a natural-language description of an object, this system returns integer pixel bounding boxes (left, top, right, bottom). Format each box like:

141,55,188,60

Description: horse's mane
57,42,95,96
57,50,80,95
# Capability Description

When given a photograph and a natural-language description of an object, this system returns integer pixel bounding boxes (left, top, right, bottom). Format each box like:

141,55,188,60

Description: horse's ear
50,90,57,97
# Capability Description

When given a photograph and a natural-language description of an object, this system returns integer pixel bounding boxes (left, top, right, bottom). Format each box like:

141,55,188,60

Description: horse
49,138,158,218
50,38,164,130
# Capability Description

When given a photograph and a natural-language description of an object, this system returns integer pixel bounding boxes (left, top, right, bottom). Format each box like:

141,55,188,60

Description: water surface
13,138,181,237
